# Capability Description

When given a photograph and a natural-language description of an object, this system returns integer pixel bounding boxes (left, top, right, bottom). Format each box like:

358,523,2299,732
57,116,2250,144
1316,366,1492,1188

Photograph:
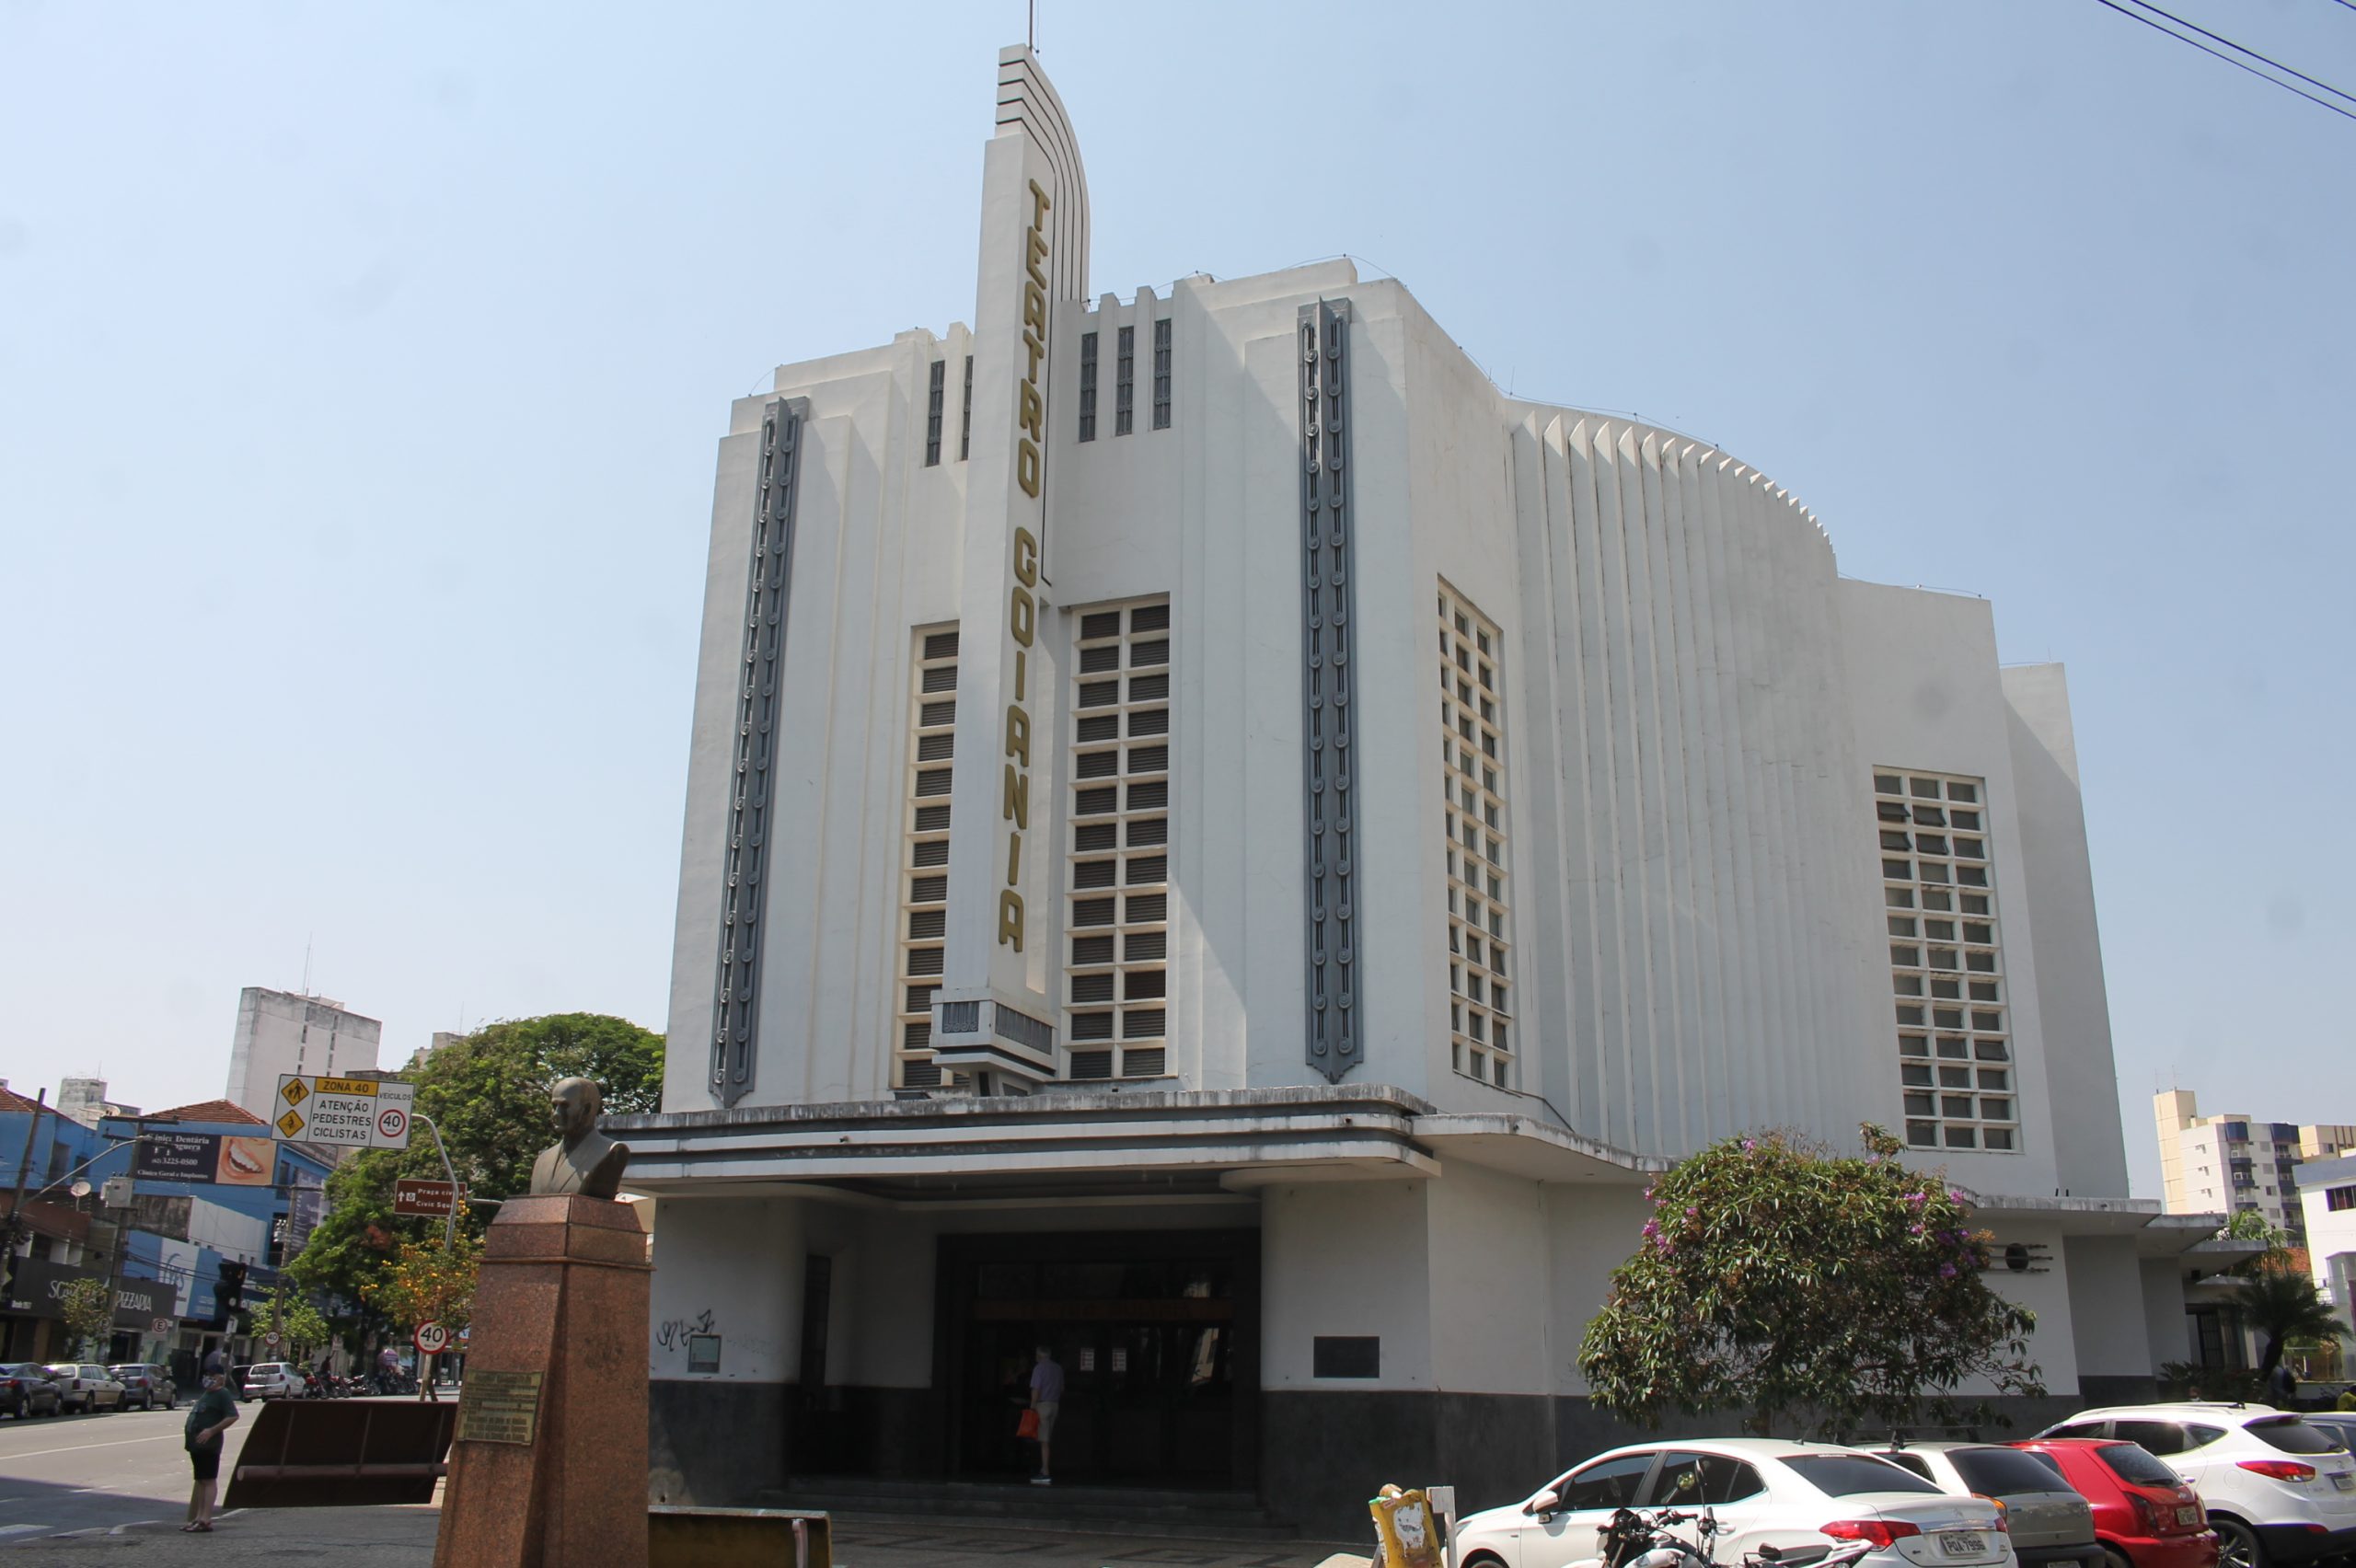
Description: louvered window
1151,317,1172,429
1078,330,1099,442
1114,326,1135,437
1439,586,1515,1088
1877,769,2015,1152
925,359,944,467
1066,597,1172,1081
895,627,959,1088
958,354,974,460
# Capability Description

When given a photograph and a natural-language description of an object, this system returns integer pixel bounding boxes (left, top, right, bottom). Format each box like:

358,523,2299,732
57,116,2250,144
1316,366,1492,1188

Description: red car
2015,1439,2220,1568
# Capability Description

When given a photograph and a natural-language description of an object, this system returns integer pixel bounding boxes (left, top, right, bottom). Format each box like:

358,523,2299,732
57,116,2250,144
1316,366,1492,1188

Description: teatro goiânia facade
609,44,2223,1539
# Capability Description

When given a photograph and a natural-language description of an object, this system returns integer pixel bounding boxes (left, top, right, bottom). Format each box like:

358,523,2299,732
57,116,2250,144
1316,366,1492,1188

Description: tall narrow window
959,354,974,461
1877,769,2016,1152
1151,317,1172,430
1078,331,1099,442
896,628,960,1089
1067,600,1172,1081
1438,586,1513,1088
1114,325,1136,436
924,359,945,467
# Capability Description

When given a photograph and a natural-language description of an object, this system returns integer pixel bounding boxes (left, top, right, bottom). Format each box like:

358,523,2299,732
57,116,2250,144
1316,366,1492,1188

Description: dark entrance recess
937,1229,1260,1491
789,1254,846,1471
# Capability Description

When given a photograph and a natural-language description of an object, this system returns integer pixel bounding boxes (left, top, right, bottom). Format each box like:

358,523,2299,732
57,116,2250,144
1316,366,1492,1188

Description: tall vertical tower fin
931,47,1091,1087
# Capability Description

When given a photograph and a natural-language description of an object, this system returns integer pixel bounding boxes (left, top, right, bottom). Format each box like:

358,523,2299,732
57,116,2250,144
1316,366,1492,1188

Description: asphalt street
0,1398,257,1545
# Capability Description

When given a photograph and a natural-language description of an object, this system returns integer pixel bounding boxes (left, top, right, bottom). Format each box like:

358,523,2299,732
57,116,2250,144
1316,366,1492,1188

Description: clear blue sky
4,3,2348,1196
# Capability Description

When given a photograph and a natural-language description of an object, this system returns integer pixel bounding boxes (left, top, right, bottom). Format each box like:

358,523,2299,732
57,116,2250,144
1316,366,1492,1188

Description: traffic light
215,1261,247,1318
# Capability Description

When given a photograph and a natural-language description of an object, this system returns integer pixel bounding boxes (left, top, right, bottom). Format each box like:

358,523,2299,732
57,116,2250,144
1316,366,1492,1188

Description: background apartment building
2154,1089,2355,1246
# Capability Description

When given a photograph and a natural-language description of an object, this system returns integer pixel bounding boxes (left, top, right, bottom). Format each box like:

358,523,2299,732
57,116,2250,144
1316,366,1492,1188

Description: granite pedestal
433,1194,651,1568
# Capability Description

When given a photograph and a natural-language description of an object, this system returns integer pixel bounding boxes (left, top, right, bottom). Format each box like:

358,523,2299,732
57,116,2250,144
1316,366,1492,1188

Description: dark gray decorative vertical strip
710,397,809,1107
1299,301,1361,1082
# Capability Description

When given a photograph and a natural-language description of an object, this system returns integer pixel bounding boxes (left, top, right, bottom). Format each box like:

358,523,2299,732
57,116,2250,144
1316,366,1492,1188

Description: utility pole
95,1117,149,1364
2,1090,47,1353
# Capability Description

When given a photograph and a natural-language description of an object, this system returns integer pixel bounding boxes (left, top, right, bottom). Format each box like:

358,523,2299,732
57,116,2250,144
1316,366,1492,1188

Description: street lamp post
410,1112,462,1399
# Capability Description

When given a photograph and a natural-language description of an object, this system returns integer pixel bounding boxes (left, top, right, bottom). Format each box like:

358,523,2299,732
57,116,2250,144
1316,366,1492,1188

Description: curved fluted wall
1514,412,1881,1159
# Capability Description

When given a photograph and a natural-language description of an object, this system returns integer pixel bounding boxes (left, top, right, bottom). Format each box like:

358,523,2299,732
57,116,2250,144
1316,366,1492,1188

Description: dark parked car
2296,1413,2356,1454
109,1363,175,1411
0,1364,63,1419
2015,1438,2220,1568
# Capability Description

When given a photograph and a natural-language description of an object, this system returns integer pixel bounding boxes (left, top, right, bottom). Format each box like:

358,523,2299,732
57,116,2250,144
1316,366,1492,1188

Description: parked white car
41,1364,124,1414
237,1362,302,1401
2035,1405,2356,1568
1453,1438,2015,1568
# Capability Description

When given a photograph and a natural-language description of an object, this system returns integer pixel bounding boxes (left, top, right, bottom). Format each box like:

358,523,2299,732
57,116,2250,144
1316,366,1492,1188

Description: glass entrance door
942,1231,1256,1489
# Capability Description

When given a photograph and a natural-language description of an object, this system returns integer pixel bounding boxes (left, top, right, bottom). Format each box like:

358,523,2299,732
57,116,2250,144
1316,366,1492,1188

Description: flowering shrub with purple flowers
1577,1123,2041,1439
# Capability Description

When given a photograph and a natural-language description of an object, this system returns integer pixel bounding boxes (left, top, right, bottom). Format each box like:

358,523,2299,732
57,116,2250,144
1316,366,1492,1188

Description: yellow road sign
280,1078,309,1106
277,1108,306,1137
316,1076,379,1096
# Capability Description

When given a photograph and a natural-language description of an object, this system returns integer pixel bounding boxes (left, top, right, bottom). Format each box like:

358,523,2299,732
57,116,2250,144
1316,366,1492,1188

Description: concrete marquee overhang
611,1086,2223,1250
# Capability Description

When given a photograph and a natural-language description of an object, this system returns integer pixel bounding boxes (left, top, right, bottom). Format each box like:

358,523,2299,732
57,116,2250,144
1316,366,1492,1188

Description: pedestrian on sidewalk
1028,1344,1063,1487
181,1372,239,1533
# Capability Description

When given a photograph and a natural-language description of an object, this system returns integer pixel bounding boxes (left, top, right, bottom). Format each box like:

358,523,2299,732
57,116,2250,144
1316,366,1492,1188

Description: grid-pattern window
1114,325,1136,436
925,360,945,467
1439,586,1513,1087
959,354,974,461
1877,769,2015,1152
1066,600,1172,1081
1151,317,1172,430
896,628,961,1089
1078,331,1098,442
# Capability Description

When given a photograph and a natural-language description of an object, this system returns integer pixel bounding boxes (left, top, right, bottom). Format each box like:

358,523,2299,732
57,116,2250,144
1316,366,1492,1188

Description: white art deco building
616,46,2229,1536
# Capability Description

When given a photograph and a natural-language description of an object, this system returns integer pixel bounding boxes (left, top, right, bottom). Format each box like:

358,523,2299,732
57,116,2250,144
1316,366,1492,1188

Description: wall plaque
455,1369,544,1446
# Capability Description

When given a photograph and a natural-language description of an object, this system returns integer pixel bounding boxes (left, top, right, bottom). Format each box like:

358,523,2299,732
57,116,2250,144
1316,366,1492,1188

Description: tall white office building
223,987,382,1120
617,46,2227,1536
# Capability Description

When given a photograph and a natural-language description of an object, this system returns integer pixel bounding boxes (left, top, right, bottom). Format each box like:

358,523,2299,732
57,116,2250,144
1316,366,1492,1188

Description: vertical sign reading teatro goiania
933,45,1091,1087
1300,300,1363,1083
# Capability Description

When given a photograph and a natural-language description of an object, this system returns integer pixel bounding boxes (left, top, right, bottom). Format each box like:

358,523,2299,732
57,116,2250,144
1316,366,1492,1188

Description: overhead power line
2090,0,2356,122
2125,0,2356,105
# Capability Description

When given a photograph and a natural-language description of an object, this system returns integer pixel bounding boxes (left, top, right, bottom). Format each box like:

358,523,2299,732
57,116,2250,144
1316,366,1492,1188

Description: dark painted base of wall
652,1380,2144,1541
650,1381,944,1505
649,1379,789,1506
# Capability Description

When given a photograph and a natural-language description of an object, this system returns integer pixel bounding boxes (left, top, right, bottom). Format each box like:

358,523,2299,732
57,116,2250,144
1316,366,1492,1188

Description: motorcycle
1596,1508,1879,1568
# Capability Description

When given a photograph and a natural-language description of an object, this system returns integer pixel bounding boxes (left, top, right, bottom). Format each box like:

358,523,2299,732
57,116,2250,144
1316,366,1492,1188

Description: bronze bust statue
526,1077,630,1199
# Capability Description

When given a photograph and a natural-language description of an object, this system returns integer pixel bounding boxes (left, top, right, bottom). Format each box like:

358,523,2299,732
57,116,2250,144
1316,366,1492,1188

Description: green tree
363,1233,481,1336
2221,1209,2291,1251
2236,1258,2348,1377
1579,1124,2043,1439
58,1277,112,1359
255,1279,334,1360
287,1013,662,1311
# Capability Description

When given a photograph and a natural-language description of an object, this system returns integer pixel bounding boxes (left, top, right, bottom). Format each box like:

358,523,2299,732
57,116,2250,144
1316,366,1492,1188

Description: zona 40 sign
273,1074,414,1148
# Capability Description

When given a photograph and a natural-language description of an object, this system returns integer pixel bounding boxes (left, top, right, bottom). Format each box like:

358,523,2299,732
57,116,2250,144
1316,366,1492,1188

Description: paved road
0,1399,265,1544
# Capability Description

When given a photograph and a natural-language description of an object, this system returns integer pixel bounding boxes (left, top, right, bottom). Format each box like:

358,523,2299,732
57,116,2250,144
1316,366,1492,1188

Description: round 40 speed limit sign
413,1321,451,1356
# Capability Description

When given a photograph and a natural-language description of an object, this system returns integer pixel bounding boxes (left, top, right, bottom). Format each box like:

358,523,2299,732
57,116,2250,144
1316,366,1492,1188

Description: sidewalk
6,1505,437,1562
5,1505,1371,1567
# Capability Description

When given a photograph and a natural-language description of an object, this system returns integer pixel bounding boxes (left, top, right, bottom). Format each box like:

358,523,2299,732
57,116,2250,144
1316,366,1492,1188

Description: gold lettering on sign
998,178,1052,954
